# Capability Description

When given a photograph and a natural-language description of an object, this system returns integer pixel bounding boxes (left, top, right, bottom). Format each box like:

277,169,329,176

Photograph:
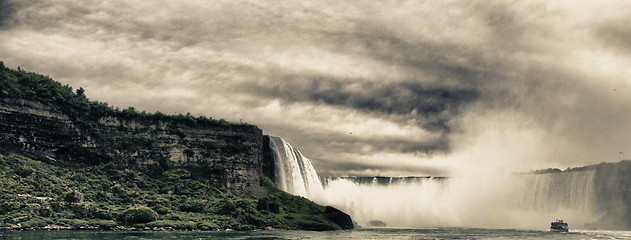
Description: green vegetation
0,153,345,230
121,206,158,224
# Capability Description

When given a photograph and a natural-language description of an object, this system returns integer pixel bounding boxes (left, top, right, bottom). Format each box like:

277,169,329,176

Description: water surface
2,228,631,240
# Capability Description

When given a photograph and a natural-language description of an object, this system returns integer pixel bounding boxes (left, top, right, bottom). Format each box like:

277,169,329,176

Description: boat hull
550,228,568,232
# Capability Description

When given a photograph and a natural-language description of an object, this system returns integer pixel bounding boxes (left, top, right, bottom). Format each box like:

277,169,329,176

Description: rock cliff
0,97,265,196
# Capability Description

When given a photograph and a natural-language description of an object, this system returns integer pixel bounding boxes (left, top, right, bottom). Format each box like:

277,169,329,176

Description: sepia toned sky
1,0,630,176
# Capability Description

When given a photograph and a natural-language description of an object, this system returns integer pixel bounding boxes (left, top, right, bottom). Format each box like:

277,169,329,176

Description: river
2,228,631,240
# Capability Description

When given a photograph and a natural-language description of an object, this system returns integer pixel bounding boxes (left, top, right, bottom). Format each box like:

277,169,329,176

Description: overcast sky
1,0,630,176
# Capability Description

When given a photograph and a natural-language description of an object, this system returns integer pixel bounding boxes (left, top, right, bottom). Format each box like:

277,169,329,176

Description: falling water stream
268,136,323,198
269,136,611,229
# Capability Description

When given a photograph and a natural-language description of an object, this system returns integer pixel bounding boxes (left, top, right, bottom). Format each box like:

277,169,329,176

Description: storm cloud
243,73,480,132
1,0,630,176
0,0,16,29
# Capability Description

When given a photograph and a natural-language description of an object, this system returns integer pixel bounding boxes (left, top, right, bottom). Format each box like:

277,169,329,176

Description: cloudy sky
1,0,630,176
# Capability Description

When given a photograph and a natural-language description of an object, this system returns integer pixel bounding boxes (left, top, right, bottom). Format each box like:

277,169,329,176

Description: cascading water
512,170,596,211
268,136,323,198
319,171,600,229
269,137,613,229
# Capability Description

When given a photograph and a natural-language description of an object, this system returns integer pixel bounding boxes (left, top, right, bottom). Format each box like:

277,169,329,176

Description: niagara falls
3,0,631,239
270,136,630,230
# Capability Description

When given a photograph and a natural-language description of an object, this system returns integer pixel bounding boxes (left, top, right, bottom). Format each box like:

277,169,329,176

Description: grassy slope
0,154,339,230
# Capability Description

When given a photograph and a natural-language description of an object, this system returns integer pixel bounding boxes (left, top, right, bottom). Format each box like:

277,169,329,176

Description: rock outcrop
325,206,354,229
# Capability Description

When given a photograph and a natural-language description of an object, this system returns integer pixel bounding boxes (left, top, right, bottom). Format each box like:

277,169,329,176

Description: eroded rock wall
0,98,265,196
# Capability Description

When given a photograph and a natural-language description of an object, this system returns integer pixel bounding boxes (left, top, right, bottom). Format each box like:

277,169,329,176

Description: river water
2,228,631,240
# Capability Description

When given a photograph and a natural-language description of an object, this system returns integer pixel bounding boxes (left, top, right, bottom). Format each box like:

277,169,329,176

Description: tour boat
550,219,568,232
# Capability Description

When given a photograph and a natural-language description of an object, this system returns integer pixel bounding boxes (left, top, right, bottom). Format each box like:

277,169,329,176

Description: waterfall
268,137,618,229
319,171,600,229
513,170,596,211
268,136,323,198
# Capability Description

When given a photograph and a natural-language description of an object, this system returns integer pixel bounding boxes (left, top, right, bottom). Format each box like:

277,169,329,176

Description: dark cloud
316,29,489,86
236,70,479,158
232,28,491,141
596,18,631,54
0,0,16,29
244,73,479,132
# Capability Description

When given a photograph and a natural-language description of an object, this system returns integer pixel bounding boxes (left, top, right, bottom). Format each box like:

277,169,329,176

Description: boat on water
550,219,568,232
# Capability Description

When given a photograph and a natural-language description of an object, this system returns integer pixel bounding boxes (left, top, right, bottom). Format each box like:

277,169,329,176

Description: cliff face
0,98,84,159
0,98,264,196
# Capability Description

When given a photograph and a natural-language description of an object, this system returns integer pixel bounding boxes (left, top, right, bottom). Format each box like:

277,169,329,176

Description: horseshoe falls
268,137,631,230
319,172,600,229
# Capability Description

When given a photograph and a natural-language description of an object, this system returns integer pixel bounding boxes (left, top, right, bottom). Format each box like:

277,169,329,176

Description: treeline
0,61,246,130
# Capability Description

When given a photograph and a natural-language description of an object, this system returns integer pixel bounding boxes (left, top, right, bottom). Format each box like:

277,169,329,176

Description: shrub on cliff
256,197,280,213
120,206,158,225
179,199,206,213
64,190,83,203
